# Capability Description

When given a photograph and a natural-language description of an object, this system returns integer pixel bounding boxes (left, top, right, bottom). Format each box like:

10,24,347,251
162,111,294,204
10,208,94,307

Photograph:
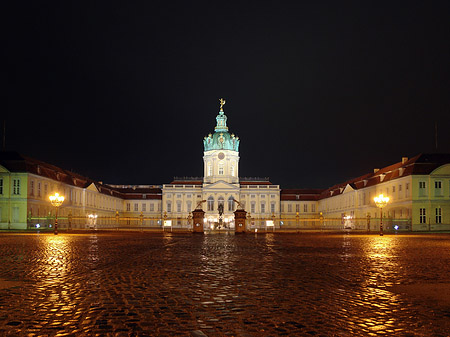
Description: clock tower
203,99,240,185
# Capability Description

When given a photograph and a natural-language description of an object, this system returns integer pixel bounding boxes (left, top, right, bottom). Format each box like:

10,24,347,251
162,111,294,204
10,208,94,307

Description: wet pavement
1,232,450,336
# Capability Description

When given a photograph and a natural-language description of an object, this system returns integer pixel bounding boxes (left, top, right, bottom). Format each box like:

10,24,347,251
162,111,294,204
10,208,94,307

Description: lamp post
374,194,389,236
49,193,64,235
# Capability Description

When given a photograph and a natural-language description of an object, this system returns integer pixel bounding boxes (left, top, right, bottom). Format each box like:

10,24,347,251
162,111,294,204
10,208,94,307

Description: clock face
218,152,225,160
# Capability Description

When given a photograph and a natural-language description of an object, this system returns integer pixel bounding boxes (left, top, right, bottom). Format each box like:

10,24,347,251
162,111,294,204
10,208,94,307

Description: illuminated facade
0,101,449,231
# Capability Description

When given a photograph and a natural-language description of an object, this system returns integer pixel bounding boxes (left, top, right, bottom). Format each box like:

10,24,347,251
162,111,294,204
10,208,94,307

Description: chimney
374,168,379,173
402,157,408,164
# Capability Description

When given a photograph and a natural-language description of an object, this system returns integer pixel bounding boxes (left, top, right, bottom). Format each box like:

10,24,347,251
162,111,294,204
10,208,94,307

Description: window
261,203,265,213
270,202,275,214
167,202,172,213
126,203,131,211
399,184,402,192
44,184,48,196
176,194,181,198
0,179,3,195
187,201,192,212
419,181,426,189
228,196,234,211
207,196,214,211
435,181,442,196
250,202,256,214
288,204,292,213
38,182,41,197
13,179,20,195
231,165,235,177
251,194,256,199
207,163,212,176
311,204,316,212
142,203,146,212
406,183,410,197
150,203,154,212
436,208,442,224
187,194,192,198
295,204,300,212
419,181,427,197
30,181,34,195
392,186,396,193
304,204,308,212
134,203,138,212
177,201,181,213
261,195,265,198
419,208,426,224
218,163,224,175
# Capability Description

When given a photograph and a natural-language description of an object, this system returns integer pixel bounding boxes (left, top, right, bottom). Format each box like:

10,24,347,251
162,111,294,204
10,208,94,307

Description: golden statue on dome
219,98,226,111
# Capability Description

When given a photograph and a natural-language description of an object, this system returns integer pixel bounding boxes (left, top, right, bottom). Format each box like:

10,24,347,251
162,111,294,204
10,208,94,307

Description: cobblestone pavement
1,232,450,336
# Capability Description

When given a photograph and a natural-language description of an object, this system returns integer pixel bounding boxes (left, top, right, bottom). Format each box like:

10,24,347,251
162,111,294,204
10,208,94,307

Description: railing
25,215,413,232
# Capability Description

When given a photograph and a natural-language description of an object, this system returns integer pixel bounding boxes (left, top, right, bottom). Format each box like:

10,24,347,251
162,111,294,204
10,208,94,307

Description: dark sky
5,1,450,189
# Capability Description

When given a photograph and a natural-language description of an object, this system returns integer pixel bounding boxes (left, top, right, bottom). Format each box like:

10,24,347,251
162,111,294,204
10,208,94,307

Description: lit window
218,196,224,210
228,196,234,211
207,196,214,211
207,163,212,176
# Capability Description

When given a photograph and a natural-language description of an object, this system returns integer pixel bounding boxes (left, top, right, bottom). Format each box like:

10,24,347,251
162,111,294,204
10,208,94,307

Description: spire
215,98,228,132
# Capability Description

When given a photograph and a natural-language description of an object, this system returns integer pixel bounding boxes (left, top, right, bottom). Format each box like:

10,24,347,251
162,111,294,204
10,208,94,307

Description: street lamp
374,194,389,236
49,193,64,235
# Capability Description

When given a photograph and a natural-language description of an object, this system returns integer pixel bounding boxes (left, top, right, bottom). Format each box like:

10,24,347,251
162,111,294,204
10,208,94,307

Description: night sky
5,1,450,189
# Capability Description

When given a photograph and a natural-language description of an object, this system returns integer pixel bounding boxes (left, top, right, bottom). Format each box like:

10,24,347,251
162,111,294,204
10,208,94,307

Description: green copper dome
203,100,239,152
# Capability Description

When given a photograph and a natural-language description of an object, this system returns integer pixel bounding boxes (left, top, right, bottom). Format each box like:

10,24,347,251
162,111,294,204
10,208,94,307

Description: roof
280,189,324,201
0,152,162,200
319,153,450,200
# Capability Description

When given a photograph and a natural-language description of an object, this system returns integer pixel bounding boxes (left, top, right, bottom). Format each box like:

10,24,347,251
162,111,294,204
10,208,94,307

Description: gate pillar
234,209,247,233
192,208,205,234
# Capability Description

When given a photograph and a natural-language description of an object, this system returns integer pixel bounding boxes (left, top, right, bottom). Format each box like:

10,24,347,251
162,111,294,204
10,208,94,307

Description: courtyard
0,232,450,336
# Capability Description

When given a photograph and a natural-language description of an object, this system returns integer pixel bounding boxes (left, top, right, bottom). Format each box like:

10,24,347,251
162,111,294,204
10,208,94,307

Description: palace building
1,101,450,231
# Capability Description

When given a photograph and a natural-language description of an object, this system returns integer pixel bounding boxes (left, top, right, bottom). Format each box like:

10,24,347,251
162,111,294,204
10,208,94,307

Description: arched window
207,196,214,211
228,196,235,211
230,164,235,177
218,196,224,208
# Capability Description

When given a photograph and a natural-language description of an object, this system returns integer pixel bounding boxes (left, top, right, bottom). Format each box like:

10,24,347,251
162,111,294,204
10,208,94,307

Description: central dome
203,100,239,152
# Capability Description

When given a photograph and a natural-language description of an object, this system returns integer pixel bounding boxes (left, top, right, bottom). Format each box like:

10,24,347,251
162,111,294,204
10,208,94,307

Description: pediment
431,164,450,176
0,165,10,173
86,183,100,192
203,180,240,191
342,184,355,194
